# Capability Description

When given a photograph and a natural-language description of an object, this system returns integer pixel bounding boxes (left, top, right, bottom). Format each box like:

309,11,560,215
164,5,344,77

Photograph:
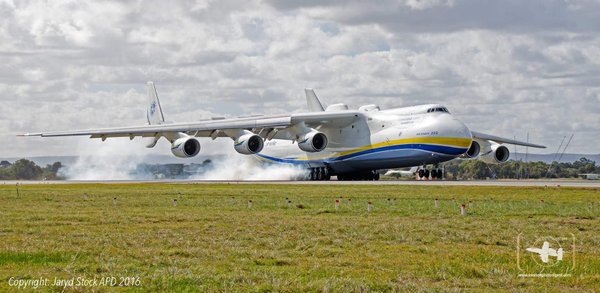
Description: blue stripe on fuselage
256,143,467,164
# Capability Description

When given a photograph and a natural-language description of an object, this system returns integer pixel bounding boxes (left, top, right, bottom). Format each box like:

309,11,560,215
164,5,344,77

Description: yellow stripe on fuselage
270,136,472,162
338,137,472,157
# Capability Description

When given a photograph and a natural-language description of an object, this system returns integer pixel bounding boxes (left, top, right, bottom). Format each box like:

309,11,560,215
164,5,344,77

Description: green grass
0,183,599,292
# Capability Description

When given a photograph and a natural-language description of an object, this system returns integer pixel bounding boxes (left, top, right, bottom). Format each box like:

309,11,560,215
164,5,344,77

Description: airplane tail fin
147,81,165,125
305,89,325,112
145,81,165,148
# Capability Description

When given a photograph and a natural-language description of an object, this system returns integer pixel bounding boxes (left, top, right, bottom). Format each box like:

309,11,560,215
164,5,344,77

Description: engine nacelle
234,134,264,154
460,140,480,158
480,143,510,164
171,137,200,158
298,131,328,152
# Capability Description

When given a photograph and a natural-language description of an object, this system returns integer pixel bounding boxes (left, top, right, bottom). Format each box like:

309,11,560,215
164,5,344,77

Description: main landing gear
307,167,331,181
304,168,381,181
417,167,443,180
337,170,380,181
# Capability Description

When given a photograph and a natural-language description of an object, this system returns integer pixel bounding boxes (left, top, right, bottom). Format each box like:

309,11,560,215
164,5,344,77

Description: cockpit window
427,107,450,113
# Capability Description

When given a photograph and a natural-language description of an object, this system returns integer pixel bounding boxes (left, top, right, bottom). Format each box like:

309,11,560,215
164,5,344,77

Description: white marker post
335,199,340,210
468,200,473,209
248,200,253,209
540,199,544,206
367,201,373,213
460,204,466,216
435,198,439,208
173,199,178,207
113,197,117,206
348,198,352,205
287,200,292,208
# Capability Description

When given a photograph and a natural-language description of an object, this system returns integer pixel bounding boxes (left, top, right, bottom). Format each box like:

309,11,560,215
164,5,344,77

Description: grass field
0,183,599,292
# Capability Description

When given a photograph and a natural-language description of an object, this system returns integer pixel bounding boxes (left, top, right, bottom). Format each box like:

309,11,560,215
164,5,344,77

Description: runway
4,179,600,188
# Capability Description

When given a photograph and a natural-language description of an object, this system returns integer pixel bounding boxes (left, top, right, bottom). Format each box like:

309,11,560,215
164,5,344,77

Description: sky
1,0,599,158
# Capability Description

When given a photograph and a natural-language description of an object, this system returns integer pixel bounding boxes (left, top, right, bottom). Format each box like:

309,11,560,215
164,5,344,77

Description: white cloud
0,0,599,159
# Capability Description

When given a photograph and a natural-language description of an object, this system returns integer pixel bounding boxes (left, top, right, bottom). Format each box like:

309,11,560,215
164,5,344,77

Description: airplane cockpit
426,107,450,114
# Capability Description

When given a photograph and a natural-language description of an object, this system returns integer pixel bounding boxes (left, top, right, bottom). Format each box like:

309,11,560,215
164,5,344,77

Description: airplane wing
471,131,546,148
20,111,362,141
542,241,550,251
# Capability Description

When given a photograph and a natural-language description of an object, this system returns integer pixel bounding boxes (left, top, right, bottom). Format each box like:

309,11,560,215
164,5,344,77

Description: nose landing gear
417,166,444,180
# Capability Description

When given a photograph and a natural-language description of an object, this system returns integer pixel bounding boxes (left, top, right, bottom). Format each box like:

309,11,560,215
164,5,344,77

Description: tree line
0,159,64,180
0,157,598,181
443,157,599,180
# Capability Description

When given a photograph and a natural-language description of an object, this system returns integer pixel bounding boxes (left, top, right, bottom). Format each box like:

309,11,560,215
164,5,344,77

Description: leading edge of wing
20,115,292,138
471,131,546,149
19,111,364,138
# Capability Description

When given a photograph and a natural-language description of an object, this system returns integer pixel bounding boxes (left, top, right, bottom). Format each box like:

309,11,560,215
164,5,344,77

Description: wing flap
471,131,546,148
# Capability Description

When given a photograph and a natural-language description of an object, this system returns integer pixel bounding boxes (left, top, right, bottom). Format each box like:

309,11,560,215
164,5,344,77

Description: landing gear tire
373,172,380,181
307,167,331,181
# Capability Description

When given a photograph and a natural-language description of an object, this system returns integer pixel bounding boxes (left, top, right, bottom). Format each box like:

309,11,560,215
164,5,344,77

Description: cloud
0,0,599,159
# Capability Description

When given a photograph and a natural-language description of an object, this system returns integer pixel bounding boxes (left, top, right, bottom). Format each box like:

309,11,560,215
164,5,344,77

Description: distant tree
459,160,489,179
443,160,461,180
41,162,64,180
573,157,596,174
12,159,43,180
0,167,13,179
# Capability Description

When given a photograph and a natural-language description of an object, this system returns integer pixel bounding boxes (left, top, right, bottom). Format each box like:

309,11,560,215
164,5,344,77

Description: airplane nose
438,114,472,140
454,118,472,140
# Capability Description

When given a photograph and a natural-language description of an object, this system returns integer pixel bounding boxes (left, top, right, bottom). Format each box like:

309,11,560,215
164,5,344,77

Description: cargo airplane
22,82,545,180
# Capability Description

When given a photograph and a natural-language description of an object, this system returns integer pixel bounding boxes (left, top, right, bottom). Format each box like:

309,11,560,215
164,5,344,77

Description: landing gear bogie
306,167,330,181
336,170,380,181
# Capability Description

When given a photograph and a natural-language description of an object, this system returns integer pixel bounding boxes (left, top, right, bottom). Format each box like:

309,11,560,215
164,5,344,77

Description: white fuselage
255,104,473,174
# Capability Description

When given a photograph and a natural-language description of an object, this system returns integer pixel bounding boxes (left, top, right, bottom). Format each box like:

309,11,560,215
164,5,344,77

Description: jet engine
234,134,264,154
298,131,328,152
460,140,480,158
171,137,201,158
480,143,510,164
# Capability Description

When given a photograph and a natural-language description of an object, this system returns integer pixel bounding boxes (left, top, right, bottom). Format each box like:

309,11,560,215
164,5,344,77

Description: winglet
305,88,325,112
